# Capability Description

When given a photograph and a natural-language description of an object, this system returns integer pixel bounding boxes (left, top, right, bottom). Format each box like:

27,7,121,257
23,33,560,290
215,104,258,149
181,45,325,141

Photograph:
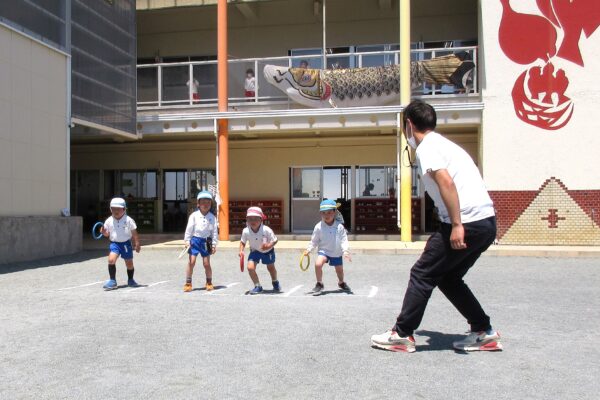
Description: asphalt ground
1,248,599,399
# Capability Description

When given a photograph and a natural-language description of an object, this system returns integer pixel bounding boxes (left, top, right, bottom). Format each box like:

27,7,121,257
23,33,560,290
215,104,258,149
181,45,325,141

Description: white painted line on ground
56,281,103,291
368,286,379,298
128,280,171,292
281,285,303,297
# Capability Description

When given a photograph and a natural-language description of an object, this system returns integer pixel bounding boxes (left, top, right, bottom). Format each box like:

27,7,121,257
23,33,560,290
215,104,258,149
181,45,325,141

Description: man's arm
429,169,466,250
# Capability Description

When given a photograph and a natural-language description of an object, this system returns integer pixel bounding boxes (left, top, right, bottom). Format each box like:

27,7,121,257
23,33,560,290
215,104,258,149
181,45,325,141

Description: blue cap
319,199,337,211
197,191,213,200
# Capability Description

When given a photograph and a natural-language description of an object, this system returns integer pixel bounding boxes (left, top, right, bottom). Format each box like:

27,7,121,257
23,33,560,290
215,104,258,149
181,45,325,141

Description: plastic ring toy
299,253,310,272
92,222,104,240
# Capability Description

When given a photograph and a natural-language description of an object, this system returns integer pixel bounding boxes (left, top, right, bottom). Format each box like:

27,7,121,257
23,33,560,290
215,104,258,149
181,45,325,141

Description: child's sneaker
371,330,416,353
453,329,503,351
127,279,139,288
205,283,214,291
249,285,263,295
272,280,281,292
338,282,352,292
103,279,117,290
311,282,324,295
183,283,193,292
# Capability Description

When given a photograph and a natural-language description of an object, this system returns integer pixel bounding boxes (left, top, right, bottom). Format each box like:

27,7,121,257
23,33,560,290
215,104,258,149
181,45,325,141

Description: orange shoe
205,283,214,291
183,283,193,292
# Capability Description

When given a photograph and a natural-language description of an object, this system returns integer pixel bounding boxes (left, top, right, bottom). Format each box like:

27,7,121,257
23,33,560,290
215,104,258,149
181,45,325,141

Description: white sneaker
371,330,416,353
453,329,503,351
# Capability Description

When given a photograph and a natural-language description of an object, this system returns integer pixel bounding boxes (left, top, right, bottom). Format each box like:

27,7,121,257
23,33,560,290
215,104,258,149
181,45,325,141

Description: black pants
394,216,497,336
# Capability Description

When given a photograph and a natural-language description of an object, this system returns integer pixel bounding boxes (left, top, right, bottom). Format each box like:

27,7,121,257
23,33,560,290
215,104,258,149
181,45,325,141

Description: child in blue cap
303,199,352,295
183,191,218,292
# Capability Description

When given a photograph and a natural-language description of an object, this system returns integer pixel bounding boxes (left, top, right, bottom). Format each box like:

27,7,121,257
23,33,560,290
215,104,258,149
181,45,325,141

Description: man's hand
343,251,352,262
450,224,467,250
134,243,141,253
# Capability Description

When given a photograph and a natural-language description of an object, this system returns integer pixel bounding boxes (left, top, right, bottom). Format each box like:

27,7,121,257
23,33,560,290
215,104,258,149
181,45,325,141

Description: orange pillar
217,0,229,240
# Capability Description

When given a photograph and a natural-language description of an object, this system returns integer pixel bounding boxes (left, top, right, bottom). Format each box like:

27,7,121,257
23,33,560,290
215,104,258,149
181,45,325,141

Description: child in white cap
100,197,141,290
183,191,218,292
239,206,280,294
303,199,351,295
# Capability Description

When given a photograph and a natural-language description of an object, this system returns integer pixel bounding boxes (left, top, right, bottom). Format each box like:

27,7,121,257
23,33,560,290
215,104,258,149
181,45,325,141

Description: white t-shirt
241,224,277,253
187,79,200,94
104,215,137,243
184,210,218,246
244,77,256,91
416,131,495,224
306,220,349,257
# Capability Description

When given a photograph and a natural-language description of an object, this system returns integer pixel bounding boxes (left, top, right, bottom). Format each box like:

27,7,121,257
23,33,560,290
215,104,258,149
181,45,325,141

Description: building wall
0,25,68,216
71,131,477,232
137,0,478,59
480,1,600,244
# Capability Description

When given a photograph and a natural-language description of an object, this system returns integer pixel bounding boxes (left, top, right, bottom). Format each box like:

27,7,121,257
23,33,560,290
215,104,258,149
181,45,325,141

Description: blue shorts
110,241,133,260
248,249,276,265
189,236,210,258
318,251,343,266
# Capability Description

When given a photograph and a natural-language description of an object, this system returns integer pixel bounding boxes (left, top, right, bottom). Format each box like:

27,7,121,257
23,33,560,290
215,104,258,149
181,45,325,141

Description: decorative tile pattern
489,178,600,245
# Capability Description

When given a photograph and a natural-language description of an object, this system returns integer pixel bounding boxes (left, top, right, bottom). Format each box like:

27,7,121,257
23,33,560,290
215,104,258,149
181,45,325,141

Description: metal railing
136,46,478,110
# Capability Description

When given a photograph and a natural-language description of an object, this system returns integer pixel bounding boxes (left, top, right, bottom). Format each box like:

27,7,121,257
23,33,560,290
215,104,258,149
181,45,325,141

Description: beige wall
480,1,600,190
72,132,477,231
137,0,478,59
0,26,68,216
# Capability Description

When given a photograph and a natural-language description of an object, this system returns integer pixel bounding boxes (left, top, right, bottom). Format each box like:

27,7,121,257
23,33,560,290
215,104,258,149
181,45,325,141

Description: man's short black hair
403,100,437,132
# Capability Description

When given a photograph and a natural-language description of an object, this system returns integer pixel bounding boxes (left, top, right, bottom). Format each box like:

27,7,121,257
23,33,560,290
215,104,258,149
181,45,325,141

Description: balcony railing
136,46,478,110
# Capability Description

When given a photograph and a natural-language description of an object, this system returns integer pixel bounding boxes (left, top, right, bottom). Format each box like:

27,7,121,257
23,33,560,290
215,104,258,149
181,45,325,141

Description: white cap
109,197,126,208
246,206,265,219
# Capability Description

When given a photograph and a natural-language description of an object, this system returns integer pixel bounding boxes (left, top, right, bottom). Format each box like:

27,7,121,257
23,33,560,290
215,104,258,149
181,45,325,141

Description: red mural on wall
499,0,600,130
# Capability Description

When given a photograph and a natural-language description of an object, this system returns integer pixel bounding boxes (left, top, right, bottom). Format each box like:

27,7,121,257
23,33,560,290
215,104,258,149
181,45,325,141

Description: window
356,166,419,198
120,171,157,199
291,168,321,199
189,170,216,199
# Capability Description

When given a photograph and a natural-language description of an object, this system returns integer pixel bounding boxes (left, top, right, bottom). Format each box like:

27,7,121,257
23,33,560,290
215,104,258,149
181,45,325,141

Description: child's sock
186,277,192,284
108,264,116,280
127,268,134,280
206,278,212,284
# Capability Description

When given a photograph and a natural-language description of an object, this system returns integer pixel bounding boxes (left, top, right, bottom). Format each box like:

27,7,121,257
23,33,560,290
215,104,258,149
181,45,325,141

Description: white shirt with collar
416,131,495,224
184,210,218,246
104,215,137,243
306,220,349,258
241,224,277,253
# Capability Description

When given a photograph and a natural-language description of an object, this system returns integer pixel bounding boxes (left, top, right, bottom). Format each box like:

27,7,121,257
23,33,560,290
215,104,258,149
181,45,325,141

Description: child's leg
247,260,260,285
202,256,212,283
107,252,119,280
186,255,197,282
124,258,135,281
315,255,327,283
266,263,278,282
334,265,345,284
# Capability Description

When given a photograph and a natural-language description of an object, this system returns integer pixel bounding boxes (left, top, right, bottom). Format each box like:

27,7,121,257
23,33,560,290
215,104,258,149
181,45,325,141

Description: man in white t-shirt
371,100,502,353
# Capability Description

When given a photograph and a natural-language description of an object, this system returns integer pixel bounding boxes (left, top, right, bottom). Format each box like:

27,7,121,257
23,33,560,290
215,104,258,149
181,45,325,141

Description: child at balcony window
303,199,352,295
244,68,256,100
100,197,141,290
182,191,218,292
187,77,200,102
239,207,280,295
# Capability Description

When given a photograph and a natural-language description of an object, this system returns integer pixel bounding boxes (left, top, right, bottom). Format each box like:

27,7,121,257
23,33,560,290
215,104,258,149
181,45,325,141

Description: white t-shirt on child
241,224,277,253
104,215,137,243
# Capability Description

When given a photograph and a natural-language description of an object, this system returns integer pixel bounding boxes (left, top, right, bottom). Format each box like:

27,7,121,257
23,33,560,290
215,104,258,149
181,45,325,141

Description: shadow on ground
0,250,106,275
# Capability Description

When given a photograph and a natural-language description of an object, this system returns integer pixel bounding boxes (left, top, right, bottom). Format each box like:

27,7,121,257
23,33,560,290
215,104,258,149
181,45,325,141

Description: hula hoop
299,253,310,272
178,245,190,259
240,254,245,272
92,222,104,240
